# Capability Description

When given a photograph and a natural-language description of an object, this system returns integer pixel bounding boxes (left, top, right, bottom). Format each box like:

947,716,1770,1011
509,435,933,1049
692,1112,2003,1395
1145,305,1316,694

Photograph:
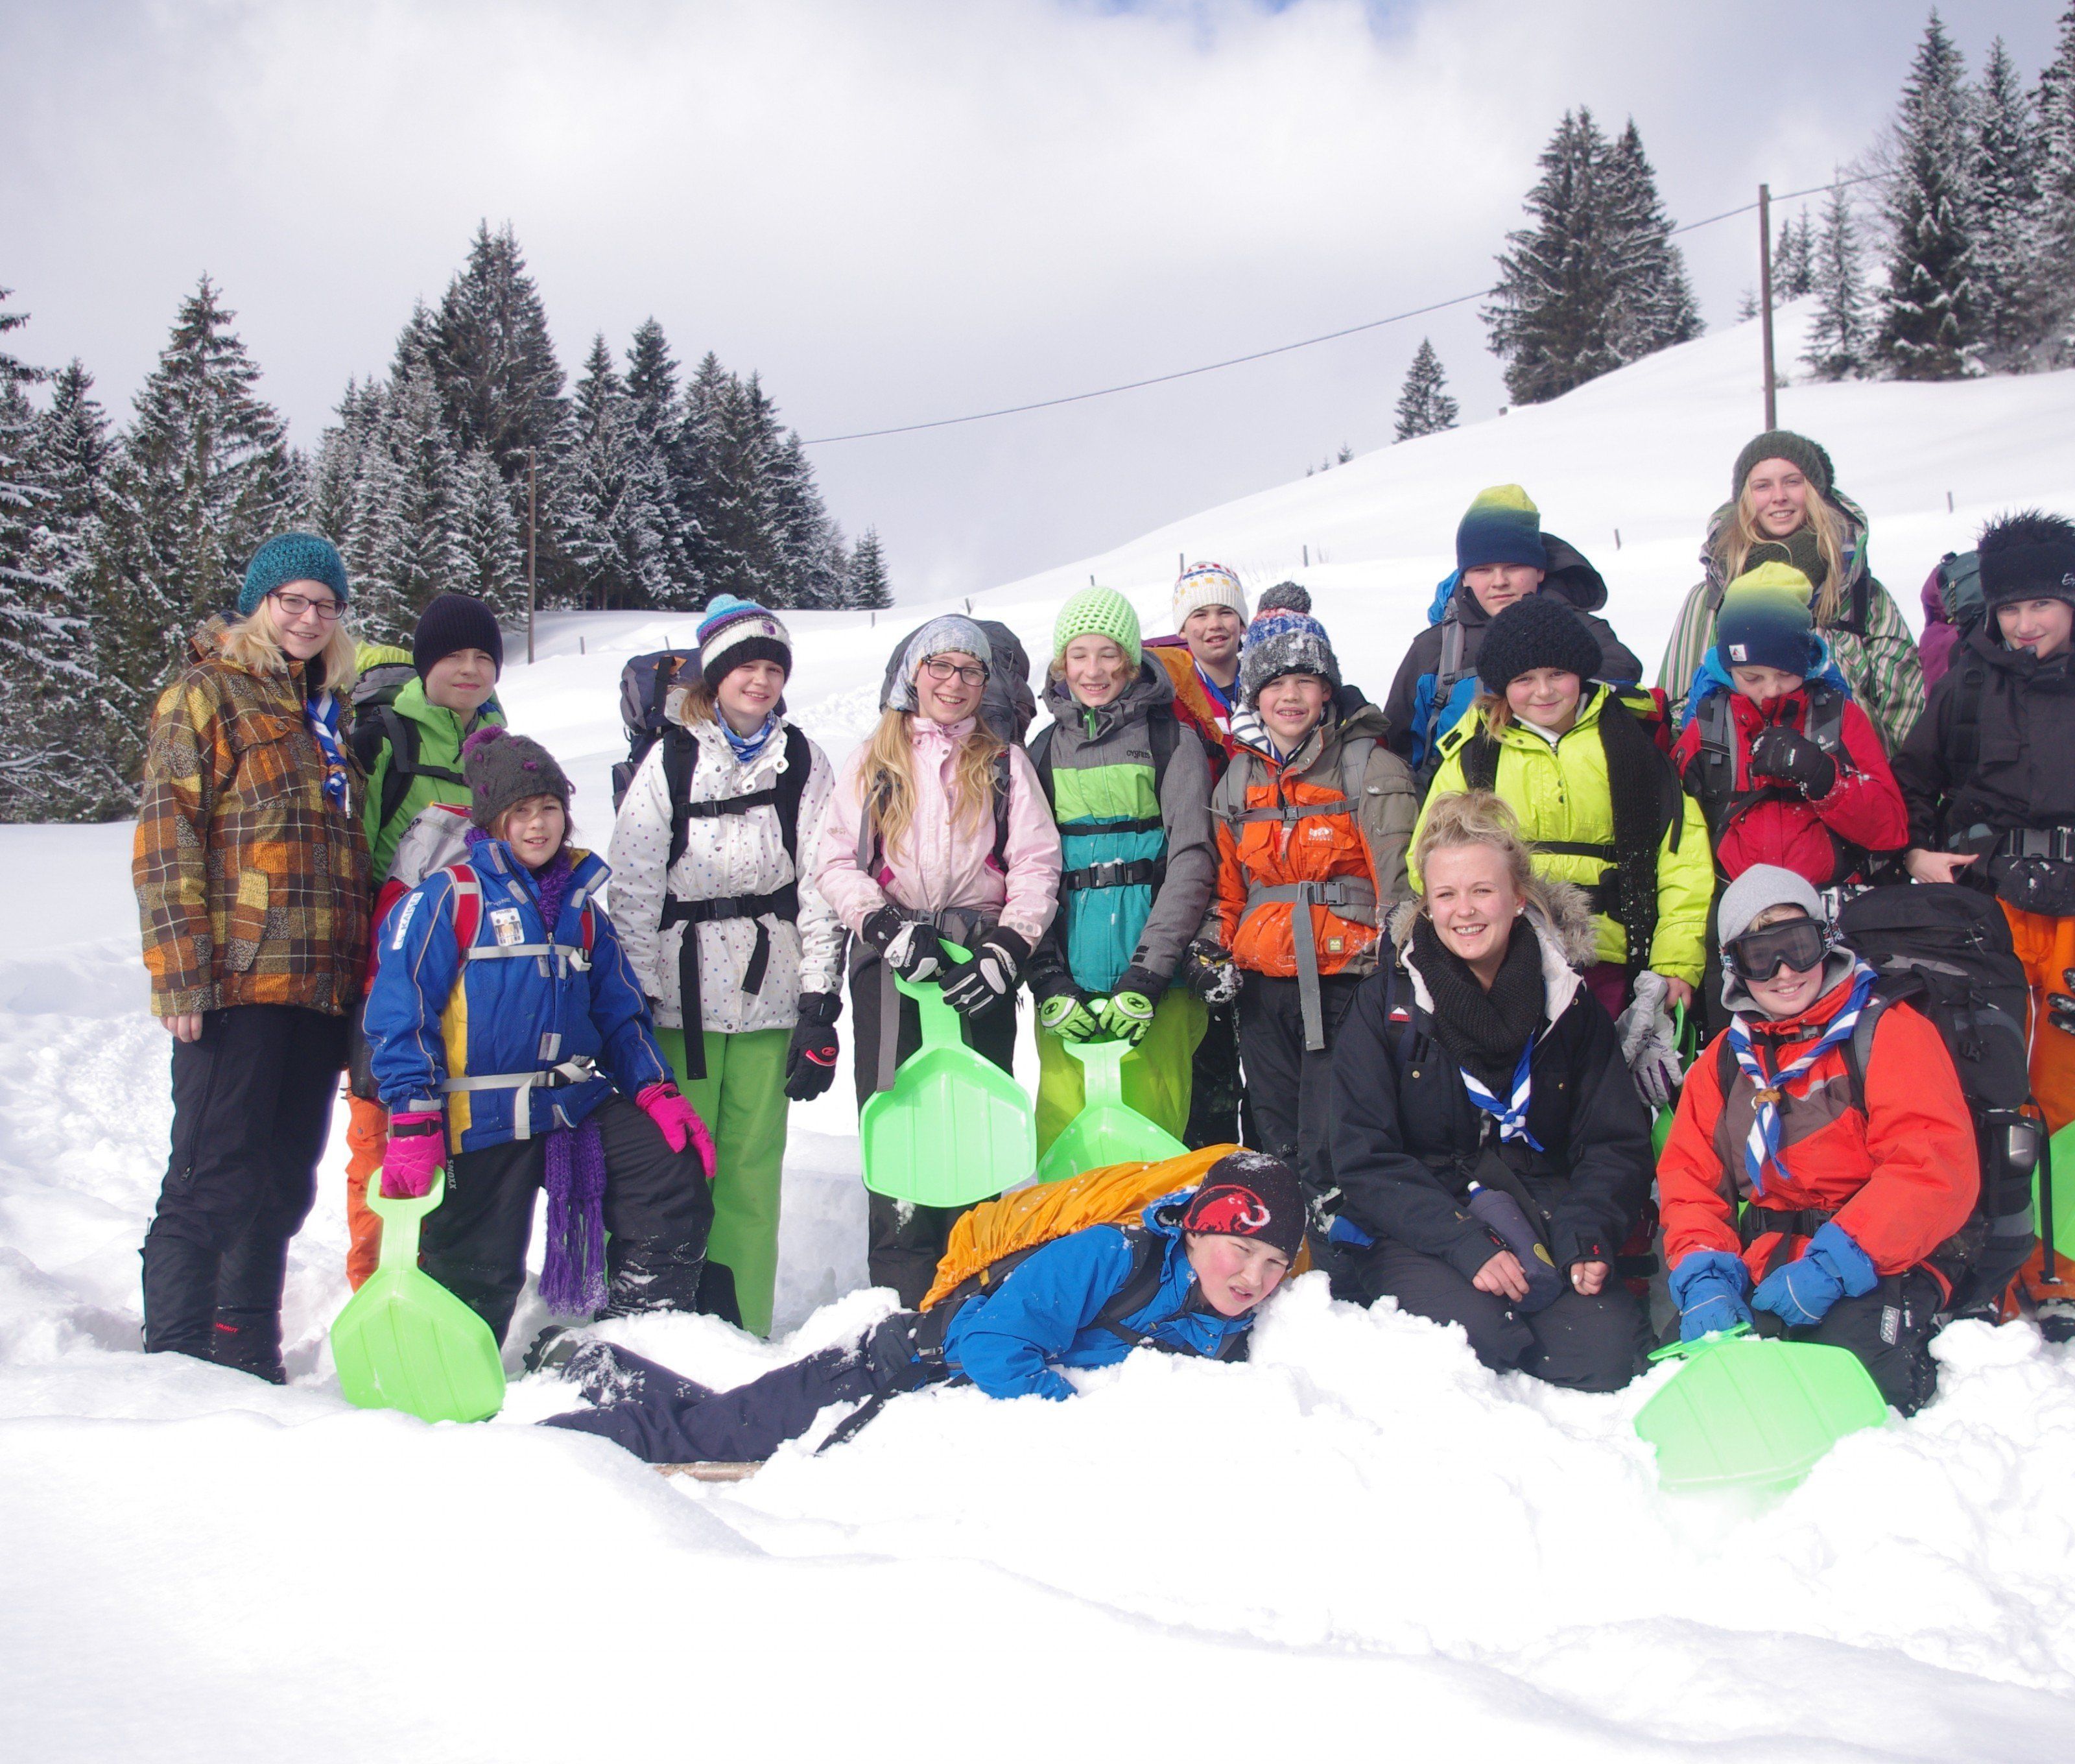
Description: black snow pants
848,944,1018,1308
1344,1239,1651,1393
428,1093,714,1344
142,1004,350,1377
1753,1269,1945,1416
540,1317,942,1463
1185,996,1253,1151
1237,971,1360,1206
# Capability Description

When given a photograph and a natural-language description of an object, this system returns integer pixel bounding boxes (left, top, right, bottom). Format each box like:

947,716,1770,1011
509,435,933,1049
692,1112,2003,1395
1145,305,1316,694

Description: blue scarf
1726,960,1876,1195
722,713,779,765
305,692,350,814
1460,1040,1545,1152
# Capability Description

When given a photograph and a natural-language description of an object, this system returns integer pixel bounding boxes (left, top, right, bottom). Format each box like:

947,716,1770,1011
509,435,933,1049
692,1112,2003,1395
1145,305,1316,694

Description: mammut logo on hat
1187,1186,1271,1234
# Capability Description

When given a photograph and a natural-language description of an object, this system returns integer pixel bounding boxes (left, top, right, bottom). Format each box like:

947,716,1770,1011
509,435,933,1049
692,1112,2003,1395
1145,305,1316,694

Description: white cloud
3,0,2059,595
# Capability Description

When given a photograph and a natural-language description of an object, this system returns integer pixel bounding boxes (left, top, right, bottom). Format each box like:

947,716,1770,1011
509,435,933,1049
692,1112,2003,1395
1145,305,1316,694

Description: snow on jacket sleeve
1128,726,1216,988
604,740,675,1009
1657,1031,1743,1272
364,870,466,1115
1329,976,1497,1280
1541,991,1655,1270
793,735,847,998
947,1226,1141,1401
584,906,674,1095
996,742,1063,950
1830,1001,1980,1274
1810,698,1909,856
1646,782,1713,987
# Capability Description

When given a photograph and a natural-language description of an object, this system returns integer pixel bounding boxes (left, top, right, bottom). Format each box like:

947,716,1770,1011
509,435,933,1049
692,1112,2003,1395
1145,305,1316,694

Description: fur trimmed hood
1387,873,1599,1025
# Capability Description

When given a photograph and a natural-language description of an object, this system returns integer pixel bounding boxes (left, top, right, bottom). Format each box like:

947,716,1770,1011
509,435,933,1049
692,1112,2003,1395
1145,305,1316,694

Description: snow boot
599,1246,707,1320
537,1335,717,1411
212,1227,290,1383
139,1228,221,1363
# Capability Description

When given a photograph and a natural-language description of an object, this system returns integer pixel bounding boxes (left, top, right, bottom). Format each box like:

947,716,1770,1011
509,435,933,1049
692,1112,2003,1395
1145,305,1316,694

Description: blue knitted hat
240,531,349,617
1714,563,1818,676
1455,484,1545,575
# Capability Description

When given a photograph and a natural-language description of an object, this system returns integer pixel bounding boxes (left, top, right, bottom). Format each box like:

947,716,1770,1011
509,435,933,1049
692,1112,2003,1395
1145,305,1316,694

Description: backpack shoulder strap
1089,1228,1172,1347
442,863,483,962
1949,660,1987,780
1337,732,1375,809
1148,705,1180,794
1028,724,1058,810
663,726,699,871
1714,1029,1736,1097
1840,986,1898,1118
1458,727,1501,793
774,724,812,870
1436,607,1465,695
375,706,416,838
1805,681,1849,753
991,748,1014,866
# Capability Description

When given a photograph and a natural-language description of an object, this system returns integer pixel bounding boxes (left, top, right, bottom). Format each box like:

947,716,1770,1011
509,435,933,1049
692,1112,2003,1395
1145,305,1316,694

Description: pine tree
1803,177,1871,380
765,428,843,610
846,526,894,610
1484,109,1620,403
1737,287,1760,322
1601,118,1702,361
0,290,73,819
682,357,783,605
427,223,567,477
1874,11,1978,379
453,447,526,623
1775,210,1816,299
86,276,299,796
1392,337,1459,440
624,318,678,440
558,334,672,612
304,377,382,546
1971,36,2042,359
2034,4,2075,362
345,364,469,645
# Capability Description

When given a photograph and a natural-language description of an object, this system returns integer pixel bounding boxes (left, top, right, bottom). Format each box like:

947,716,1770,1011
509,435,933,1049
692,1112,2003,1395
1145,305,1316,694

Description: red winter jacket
1659,971,1978,1291
1670,685,1907,885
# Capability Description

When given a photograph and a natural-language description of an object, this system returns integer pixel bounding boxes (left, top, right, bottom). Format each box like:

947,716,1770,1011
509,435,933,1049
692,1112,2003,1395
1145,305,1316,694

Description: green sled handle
892,937,975,1034
331,1165,506,1425
1034,1035,1190,1186
1649,1003,1698,1159
1635,1323,1888,1495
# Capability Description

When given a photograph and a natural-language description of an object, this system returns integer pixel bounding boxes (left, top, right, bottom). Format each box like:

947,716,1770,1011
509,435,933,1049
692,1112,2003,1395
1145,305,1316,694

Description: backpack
348,661,493,842
1936,549,1984,632
878,617,1037,747
1028,704,1187,897
1685,680,1869,881
610,649,702,809
1711,883,2041,1316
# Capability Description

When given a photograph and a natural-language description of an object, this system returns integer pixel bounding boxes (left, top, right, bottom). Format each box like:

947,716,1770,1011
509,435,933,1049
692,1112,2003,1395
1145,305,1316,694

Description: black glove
861,907,948,983
784,992,842,1101
1748,724,1836,798
941,927,1030,1018
1993,856,2075,919
2050,967,2075,1039
1180,938,1239,1005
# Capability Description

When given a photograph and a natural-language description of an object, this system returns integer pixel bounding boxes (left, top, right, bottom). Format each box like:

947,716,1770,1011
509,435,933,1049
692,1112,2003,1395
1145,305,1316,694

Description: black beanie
413,593,504,680
1181,1151,1306,1260
1475,593,1603,695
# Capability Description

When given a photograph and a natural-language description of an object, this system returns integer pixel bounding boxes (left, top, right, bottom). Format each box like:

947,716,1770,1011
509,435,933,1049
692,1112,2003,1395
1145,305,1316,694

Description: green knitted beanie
1731,430,1835,501
1052,585,1142,668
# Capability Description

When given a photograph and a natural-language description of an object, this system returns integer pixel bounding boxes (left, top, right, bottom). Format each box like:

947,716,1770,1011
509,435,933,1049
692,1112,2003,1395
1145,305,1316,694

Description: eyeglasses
1724,918,1828,981
921,658,987,687
271,590,344,623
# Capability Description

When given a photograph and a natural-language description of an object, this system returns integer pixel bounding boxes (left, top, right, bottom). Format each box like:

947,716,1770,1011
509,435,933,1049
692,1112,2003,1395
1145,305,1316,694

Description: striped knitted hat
697,595,792,689
1456,484,1545,574
1237,586,1340,704
1172,560,1248,626
1714,563,1818,675
1052,584,1141,667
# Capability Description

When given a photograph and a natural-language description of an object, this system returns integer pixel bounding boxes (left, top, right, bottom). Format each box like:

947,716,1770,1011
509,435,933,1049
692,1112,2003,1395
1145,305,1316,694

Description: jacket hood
1722,951,1864,1028
1677,636,1851,730
1960,619,2075,686
1429,530,1608,627
470,836,611,900
190,612,300,682
1388,876,1596,1029
1041,656,1176,736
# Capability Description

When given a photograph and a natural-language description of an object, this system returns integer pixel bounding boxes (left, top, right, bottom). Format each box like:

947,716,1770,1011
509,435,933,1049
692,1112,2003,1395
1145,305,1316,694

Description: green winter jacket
359,673,505,885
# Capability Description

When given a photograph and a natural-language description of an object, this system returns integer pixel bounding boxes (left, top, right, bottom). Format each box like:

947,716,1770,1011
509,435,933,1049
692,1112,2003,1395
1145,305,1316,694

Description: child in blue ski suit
534,1150,1304,1464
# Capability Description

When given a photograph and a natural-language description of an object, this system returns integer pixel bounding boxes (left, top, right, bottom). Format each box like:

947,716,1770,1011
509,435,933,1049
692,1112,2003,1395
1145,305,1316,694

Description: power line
801,169,1884,447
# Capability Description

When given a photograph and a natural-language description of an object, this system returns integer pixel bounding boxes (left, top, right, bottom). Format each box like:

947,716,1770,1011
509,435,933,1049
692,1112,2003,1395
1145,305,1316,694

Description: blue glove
1670,1250,1754,1342
1750,1221,1877,1329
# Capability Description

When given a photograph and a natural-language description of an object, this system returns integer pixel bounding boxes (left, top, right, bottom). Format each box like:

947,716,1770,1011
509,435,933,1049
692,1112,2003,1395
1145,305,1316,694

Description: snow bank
6,311,2075,1758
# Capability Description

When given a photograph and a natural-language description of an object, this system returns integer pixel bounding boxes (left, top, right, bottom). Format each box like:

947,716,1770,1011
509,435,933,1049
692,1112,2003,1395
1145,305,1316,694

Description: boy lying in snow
535,1150,1302,1464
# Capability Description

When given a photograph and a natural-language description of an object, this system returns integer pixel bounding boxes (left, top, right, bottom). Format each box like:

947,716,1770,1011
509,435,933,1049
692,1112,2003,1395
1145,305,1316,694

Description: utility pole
525,447,538,664
1758,184,1777,431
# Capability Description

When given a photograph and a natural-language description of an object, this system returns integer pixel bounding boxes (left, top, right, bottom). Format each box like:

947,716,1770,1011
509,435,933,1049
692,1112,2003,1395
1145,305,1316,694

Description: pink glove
637,1082,716,1181
380,1112,445,1198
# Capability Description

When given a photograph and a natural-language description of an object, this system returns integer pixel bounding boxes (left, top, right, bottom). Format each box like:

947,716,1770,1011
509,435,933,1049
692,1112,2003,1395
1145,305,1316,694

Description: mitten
1671,1251,1755,1342
637,1081,717,1180
1181,938,1239,1005
380,1111,445,1199
1751,1221,1876,1328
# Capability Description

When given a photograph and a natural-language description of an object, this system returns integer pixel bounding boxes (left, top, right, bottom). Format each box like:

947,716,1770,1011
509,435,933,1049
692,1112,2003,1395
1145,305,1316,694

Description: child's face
1730,663,1804,706
1743,460,1811,537
1062,636,1132,707
915,651,985,724
499,794,567,869
1997,597,2073,660
1463,563,1541,617
1185,1233,1290,1317
1505,667,1582,732
717,659,786,732
1181,604,1244,670
1258,674,1329,746
1735,904,1829,1019
423,648,499,715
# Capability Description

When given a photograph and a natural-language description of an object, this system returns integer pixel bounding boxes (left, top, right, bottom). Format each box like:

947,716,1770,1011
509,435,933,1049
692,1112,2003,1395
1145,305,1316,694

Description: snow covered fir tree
1803,177,1872,381
1873,12,1977,379
1392,339,1458,441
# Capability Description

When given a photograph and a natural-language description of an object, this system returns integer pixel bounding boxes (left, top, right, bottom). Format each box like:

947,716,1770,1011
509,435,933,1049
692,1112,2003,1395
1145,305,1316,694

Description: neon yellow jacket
1412,685,1712,985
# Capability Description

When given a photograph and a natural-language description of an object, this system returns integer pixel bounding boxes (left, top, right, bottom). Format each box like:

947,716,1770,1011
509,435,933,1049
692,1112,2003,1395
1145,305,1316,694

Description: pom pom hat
461,726,574,833
1237,586,1341,706
696,595,792,689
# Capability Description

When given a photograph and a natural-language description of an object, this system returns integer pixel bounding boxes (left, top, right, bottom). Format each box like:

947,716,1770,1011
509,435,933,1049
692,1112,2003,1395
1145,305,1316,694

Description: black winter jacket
1329,883,1654,1278
1892,624,2075,853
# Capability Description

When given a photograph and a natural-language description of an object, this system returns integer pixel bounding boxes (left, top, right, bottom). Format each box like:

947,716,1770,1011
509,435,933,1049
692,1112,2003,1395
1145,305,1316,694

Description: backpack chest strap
1242,877,1377,1052
659,883,801,1069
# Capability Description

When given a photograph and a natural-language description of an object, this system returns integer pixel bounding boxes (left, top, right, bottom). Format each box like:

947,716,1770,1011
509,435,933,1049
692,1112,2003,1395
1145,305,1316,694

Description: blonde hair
1414,789,1536,897
220,599,359,697
1714,483,1849,624
676,677,719,725
856,706,1006,858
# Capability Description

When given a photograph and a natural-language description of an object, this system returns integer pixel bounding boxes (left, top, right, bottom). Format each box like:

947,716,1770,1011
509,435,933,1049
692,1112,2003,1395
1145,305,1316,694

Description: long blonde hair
1713,486,1849,624
856,706,1006,858
1414,789,1536,897
219,599,359,697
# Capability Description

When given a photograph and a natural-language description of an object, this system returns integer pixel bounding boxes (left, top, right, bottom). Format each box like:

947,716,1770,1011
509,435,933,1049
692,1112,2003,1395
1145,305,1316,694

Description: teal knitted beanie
241,531,350,616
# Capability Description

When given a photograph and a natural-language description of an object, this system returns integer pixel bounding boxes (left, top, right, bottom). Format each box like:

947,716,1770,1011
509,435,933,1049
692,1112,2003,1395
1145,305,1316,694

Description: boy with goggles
1655,866,1979,1412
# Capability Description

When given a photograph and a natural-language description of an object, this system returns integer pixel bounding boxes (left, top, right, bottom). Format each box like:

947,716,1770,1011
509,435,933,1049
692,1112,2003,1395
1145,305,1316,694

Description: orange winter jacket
1659,970,1978,1288
1205,704,1417,980
1148,641,1239,781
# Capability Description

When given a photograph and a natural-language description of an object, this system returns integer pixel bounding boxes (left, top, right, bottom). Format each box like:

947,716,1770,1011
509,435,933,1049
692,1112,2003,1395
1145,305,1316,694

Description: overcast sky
5,0,2062,597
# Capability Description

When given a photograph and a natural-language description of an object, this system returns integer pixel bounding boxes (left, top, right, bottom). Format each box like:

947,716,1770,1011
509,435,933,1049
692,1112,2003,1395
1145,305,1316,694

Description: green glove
1039,990,1102,1043
1098,990,1156,1045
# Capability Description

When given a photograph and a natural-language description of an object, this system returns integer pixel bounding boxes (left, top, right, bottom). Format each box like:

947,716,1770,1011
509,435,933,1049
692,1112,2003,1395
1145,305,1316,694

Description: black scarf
1595,691,1673,983
1410,912,1547,1095
1746,525,1829,595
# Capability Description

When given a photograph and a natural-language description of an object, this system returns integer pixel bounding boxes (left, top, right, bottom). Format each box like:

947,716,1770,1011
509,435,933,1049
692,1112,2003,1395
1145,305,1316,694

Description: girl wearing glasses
1657,866,1977,1412
816,614,1061,1303
134,532,372,1383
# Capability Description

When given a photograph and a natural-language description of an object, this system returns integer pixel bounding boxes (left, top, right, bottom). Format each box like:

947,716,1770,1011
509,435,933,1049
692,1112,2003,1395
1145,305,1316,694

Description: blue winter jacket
364,839,673,1153
942,1197,1255,1401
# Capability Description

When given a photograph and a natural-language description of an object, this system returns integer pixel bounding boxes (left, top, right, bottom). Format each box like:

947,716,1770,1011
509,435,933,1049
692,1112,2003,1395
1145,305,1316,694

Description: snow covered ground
6,304,2075,1759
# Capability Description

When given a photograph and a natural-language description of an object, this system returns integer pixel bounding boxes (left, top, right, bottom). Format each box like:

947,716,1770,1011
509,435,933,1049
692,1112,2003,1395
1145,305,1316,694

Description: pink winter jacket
815,715,1062,949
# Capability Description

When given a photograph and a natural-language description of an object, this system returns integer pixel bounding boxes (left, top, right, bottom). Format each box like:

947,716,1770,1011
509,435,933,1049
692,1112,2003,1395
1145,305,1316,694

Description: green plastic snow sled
1635,1326,1887,1496
860,941,1036,1209
1036,1034,1189,1185
1650,1005,1697,1160
331,1167,506,1424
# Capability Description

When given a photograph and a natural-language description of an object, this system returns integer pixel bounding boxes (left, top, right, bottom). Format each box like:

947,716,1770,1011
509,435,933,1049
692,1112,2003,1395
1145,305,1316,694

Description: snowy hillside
6,304,2075,1759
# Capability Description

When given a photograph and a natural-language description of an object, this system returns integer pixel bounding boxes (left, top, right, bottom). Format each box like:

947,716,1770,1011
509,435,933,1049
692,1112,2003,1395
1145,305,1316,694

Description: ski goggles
1723,918,1829,981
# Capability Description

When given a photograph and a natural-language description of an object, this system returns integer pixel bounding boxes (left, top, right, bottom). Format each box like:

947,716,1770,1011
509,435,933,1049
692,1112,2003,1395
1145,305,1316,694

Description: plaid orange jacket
134,617,370,1017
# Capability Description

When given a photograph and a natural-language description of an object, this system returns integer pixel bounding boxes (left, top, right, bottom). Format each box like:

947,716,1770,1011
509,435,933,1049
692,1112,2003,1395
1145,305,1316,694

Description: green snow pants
1035,989,1205,1158
658,1025,789,1338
